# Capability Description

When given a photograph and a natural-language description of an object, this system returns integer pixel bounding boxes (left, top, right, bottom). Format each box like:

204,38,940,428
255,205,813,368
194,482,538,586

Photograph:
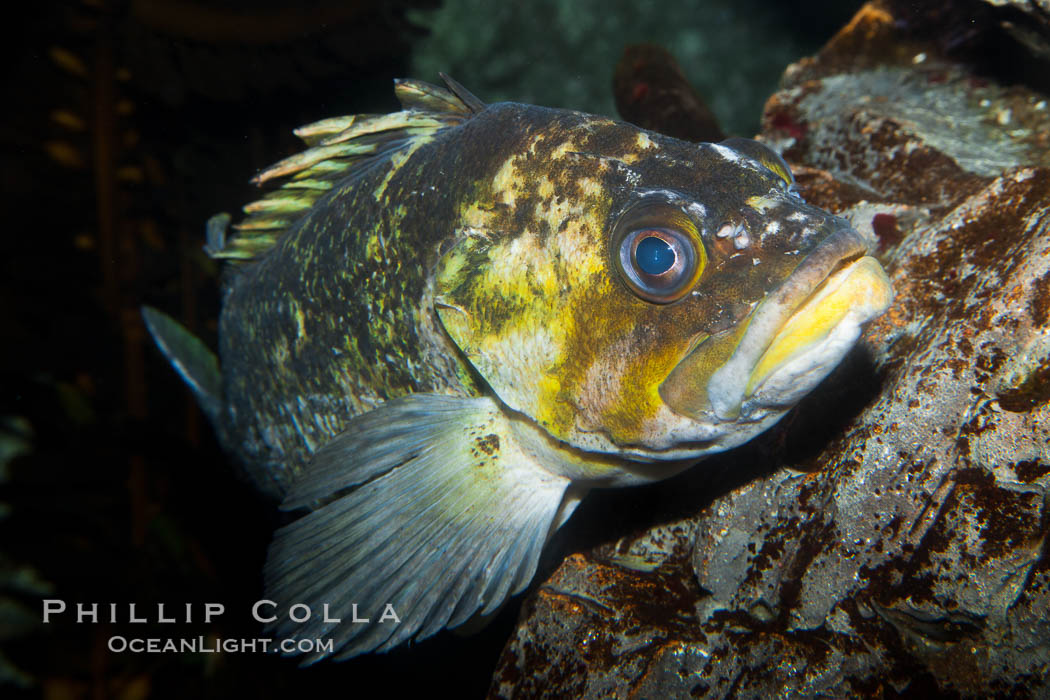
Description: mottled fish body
144,75,892,661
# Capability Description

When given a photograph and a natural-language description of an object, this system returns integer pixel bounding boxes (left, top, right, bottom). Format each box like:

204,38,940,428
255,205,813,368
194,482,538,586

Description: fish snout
660,221,892,423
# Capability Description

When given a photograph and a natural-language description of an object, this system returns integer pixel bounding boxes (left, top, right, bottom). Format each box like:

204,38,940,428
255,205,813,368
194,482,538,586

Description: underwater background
7,0,1050,698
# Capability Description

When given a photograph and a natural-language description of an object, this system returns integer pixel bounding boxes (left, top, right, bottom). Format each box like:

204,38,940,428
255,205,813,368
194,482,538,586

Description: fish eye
636,234,676,275
611,198,706,303
618,228,698,302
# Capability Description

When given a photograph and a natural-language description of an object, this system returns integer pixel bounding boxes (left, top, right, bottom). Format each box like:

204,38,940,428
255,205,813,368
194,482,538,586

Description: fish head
435,110,892,463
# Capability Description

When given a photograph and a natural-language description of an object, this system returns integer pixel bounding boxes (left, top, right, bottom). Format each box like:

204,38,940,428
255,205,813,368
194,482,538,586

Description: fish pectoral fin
263,393,572,662
141,306,221,423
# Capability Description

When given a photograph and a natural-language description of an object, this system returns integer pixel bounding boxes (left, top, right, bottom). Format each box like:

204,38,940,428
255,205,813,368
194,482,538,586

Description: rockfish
143,75,892,661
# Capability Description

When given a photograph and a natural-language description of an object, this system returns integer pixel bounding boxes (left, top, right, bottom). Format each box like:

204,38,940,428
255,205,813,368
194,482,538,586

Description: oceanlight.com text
107,635,335,655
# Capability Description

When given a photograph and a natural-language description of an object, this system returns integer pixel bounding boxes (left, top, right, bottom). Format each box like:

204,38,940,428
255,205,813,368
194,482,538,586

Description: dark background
0,1,862,697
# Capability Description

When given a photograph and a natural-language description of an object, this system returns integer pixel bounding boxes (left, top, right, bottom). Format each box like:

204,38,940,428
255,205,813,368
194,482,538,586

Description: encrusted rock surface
490,3,1050,697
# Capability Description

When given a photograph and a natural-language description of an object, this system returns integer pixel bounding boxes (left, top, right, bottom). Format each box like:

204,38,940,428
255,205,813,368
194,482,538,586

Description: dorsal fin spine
208,76,485,263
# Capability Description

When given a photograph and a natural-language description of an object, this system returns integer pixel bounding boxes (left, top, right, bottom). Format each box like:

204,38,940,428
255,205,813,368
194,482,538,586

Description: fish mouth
739,254,891,412
660,225,893,422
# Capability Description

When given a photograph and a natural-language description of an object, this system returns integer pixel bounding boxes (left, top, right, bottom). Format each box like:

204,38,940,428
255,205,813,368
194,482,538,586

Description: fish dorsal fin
209,75,485,262
394,72,485,115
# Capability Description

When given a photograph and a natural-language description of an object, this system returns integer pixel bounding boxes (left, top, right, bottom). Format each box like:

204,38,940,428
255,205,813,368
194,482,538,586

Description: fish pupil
636,235,675,275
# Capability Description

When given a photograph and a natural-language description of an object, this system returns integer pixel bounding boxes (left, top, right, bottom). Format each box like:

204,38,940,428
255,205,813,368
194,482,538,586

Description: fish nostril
712,221,748,257
715,222,735,239
733,228,751,250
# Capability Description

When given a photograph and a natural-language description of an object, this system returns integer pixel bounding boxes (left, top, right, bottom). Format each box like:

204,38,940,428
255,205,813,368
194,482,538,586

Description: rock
490,3,1050,697
613,43,725,143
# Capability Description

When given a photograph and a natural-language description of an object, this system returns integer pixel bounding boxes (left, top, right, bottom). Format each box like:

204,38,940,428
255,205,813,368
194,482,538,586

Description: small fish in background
143,74,892,661
613,43,725,143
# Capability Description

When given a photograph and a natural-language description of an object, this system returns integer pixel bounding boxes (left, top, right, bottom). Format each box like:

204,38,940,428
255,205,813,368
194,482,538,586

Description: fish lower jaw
710,255,893,420
740,309,866,417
